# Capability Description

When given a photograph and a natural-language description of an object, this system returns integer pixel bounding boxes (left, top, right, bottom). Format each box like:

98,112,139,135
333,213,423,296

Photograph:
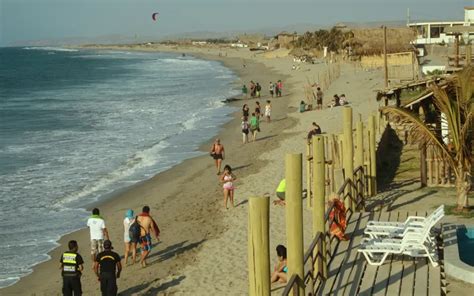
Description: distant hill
7,20,408,47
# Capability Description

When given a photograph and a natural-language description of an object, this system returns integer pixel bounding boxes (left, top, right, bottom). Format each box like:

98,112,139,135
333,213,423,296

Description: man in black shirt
94,240,122,296
60,240,84,296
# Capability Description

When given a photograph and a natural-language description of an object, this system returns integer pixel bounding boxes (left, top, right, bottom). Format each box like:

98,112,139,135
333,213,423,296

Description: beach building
275,31,298,48
408,7,474,45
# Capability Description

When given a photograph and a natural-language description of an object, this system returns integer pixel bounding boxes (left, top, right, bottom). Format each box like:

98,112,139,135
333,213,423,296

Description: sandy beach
7,44,462,295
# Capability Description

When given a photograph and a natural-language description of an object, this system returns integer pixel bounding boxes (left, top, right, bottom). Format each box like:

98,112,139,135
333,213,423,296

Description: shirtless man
210,138,225,175
136,206,160,267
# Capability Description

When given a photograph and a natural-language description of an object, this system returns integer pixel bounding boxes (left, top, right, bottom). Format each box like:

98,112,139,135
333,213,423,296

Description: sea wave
22,47,78,52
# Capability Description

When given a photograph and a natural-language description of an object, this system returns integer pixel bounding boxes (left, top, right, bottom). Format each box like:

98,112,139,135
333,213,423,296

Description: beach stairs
317,209,442,295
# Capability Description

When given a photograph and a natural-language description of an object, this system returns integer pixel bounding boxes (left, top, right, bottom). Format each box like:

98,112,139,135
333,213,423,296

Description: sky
1,0,472,46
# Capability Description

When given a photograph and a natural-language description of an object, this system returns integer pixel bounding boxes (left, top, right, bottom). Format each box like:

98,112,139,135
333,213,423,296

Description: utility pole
455,34,460,68
383,26,388,88
407,8,410,26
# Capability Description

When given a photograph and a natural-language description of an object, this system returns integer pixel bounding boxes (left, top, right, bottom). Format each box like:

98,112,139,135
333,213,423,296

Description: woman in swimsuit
220,164,236,209
271,244,288,283
242,104,249,120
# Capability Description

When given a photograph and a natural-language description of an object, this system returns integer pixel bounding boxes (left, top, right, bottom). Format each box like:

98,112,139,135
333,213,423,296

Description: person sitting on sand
210,138,225,175
307,122,322,143
299,100,306,113
271,245,288,284
249,113,260,142
273,179,286,206
123,209,137,265
136,206,160,267
220,165,237,209
340,94,348,105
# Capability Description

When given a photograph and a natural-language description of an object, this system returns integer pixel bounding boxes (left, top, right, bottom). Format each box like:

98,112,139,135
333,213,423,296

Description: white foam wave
54,140,170,206
22,47,78,52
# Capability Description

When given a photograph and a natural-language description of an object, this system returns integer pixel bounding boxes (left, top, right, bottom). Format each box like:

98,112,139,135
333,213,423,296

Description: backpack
129,216,142,241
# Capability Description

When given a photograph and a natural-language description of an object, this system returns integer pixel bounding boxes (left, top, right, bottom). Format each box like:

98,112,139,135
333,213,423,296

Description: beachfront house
408,7,474,45
275,31,298,48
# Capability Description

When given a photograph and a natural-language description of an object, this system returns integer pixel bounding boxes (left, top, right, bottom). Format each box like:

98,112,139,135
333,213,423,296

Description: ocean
0,47,238,288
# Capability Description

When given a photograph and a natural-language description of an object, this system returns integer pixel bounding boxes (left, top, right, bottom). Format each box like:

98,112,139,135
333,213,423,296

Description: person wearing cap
94,240,122,296
60,240,84,296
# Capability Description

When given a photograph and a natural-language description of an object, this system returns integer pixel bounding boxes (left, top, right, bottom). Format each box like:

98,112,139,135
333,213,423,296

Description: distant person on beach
299,100,306,113
242,104,250,119
220,165,237,209
269,82,274,97
87,208,109,262
60,240,84,296
123,210,137,265
271,245,288,284
136,206,161,267
255,101,261,118
307,122,322,143
273,179,286,206
333,94,341,107
249,112,260,142
210,138,225,175
256,82,262,98
265,100,272,123
276,80,283,97
242,85,248,99
241,117,249,144
316,87,324,110
94,240,121,296
250,81,256,98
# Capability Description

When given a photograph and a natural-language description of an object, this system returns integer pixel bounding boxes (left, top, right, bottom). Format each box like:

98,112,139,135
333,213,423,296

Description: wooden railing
282,166,366,296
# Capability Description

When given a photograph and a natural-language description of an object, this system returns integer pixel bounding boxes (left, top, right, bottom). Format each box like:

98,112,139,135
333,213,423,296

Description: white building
408,7,474,45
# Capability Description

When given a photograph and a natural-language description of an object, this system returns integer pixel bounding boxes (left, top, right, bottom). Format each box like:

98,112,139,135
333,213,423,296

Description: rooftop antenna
406,8,410,26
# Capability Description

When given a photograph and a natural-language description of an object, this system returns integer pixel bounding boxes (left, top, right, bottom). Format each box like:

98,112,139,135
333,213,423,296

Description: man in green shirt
273,179,286,206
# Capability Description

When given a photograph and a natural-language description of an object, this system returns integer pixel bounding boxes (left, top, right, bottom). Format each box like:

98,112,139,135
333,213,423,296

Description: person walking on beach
250,81,256,98
94,240,121,296
220,165,237,209
210,138,225,175
242,104,250,119
255,101,261,118
316,87,324,110
265,100,272,123
87,208,109,262
276,80,283,97
269,82,274,97
241,117,249,144
249,112,260,142
60,240,84,296
123,209,137,265
242,84,248,99
137,206,160,267
256,82,262,98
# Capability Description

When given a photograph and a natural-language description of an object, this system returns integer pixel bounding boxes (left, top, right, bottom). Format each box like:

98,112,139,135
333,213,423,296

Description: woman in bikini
271,245,288,283
220,164,236,209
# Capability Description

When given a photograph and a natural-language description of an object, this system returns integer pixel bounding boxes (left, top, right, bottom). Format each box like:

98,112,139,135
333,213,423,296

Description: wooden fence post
343,107,354,210
313,136,327,280
286,154,305,295
355,120,364,170
368,115,377,196
306,142,312,209
248,196,270,296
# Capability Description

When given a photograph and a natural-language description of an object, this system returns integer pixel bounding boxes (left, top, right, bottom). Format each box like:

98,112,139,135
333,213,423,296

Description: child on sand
242,85,248,99
269,82,274,97
271,245,288,283
220,165,237,209
265,100,271,123
299,100,306,113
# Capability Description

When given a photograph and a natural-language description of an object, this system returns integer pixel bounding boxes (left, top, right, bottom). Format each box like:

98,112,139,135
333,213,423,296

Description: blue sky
1,0,472,46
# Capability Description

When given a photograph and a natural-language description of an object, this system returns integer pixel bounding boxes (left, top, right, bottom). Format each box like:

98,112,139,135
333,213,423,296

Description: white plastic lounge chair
366,205,443,228
358,216,439,267
364,205,444,240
